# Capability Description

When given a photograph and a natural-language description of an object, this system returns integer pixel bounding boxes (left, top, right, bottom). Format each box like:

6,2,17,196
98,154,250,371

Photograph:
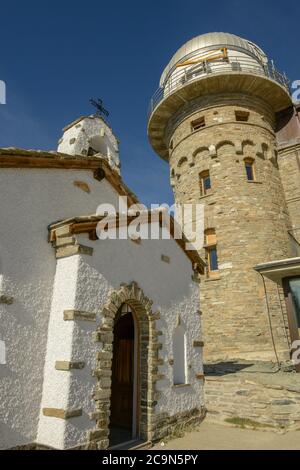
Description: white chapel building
0,115,205,449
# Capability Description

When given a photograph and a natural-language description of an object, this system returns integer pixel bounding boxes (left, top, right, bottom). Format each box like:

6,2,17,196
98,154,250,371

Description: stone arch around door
88,282,161,450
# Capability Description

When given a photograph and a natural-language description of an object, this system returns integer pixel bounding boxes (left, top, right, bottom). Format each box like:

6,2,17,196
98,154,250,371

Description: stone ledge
173,384,192,389
204,276,221,283
56,244,93,259
199,192,215,200
55,361,85,371
64,310,97,322
42,408,82,419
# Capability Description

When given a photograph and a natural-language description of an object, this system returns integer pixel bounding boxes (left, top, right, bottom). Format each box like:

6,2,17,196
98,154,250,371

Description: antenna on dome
89,98,110,118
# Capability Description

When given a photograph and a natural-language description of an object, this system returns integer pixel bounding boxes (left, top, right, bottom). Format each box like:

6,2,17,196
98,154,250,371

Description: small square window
191,116,205,131
235,111,250,122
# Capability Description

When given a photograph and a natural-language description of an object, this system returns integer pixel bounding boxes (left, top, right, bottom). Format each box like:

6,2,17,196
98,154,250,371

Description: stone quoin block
55,361,85,371
64,310,97,322
42,408,82,420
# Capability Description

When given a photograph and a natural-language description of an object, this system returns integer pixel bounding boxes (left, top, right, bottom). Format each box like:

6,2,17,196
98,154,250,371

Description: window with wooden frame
199,170,212,196
244,158,255,181
191,116,205,132
205,229,219,277
235,110,250,122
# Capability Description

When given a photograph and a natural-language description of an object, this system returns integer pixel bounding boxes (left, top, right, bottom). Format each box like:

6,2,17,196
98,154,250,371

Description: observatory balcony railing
148,56,290,118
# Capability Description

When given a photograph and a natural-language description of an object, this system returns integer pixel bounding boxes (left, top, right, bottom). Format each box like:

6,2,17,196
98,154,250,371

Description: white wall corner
37,255,80,449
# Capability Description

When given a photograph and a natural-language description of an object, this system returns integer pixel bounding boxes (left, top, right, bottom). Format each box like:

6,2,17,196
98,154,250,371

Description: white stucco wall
0,166,204,449
0,168,120,449
35,226,203,449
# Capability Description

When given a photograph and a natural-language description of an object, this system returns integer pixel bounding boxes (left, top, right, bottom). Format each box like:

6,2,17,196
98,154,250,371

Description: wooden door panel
111,314,134,430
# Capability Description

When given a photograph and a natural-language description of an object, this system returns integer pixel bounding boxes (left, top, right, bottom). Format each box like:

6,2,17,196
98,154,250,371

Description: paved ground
153,422,300,450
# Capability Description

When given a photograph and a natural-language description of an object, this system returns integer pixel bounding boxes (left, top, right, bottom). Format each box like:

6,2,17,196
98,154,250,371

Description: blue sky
0,0,299,206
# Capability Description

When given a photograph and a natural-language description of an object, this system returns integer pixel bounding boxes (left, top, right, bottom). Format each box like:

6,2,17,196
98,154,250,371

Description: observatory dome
160,32,267,86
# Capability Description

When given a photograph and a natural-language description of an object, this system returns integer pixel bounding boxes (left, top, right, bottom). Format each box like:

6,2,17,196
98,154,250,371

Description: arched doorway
110,304,138,447
90,283,158,450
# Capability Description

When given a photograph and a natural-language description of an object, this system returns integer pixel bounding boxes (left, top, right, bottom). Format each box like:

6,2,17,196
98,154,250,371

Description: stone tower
148,32,295,363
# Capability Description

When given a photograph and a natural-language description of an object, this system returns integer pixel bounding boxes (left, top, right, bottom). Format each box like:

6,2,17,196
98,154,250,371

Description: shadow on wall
204,362,255,377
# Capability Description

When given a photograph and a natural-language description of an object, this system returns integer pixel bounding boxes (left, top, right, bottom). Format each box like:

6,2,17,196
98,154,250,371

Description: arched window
173,324,187,385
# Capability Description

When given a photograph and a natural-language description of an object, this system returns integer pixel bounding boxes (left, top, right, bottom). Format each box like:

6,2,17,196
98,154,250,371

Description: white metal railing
148,56,290,118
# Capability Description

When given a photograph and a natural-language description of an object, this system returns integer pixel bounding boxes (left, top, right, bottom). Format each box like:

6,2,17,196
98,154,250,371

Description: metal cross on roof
90,98,110,118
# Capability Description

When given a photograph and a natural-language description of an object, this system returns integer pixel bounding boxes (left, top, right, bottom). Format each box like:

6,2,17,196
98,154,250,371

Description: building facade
148,32,300,365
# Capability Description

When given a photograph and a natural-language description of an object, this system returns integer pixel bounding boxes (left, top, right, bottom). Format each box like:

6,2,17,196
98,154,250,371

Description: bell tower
58,115,120,173
148,32,294,363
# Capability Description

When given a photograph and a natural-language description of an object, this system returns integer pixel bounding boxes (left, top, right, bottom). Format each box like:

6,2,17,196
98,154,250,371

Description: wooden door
110,312,135,430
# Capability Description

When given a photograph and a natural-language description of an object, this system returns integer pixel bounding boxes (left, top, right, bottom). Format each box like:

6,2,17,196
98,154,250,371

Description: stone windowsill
173,384,192,389
205,275,221,282
199,192,215,200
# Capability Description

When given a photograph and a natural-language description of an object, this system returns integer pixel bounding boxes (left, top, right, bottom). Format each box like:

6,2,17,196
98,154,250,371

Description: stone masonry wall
205,370,300,430
168,93,293,363
278,144,300,245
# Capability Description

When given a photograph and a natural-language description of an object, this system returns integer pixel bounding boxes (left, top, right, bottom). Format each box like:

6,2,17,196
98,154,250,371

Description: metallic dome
160,32,267,86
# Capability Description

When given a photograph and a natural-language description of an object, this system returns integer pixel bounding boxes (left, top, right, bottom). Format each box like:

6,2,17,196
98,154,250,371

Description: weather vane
90,98,110,118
